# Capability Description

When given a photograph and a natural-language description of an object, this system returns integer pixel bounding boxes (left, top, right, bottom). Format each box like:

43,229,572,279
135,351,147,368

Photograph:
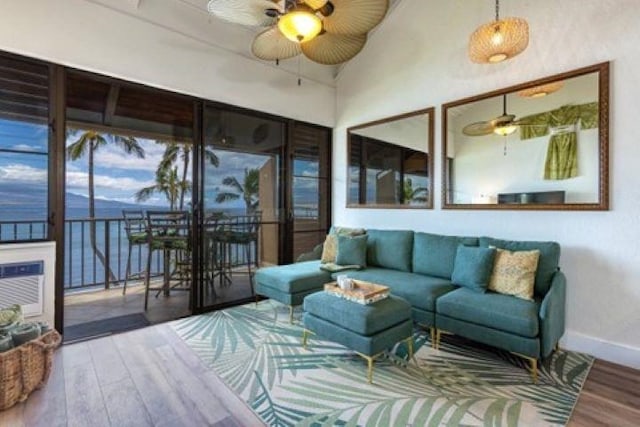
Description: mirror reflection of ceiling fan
462,95,545,137
206,0,389,65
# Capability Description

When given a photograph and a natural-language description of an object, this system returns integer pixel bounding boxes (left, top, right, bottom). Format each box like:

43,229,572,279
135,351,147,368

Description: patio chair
122,209,147,295
143,210,191,310
212,211,261,296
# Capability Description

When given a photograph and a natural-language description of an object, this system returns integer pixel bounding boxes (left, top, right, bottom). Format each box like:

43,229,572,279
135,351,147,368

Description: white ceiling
87,0,402,87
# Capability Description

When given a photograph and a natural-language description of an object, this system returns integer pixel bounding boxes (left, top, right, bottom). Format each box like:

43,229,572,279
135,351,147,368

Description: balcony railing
0,214,281,292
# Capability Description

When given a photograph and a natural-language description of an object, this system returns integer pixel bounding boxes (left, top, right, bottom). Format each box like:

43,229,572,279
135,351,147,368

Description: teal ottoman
255,261,332,323
303,292,413,383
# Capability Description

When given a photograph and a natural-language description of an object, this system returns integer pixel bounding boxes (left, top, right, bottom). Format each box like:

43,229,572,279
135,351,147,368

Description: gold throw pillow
320,227,366,264
321,234,337,264
488,248,540,300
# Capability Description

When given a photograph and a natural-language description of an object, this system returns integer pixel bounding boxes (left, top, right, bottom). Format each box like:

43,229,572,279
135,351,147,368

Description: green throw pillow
336,234,368,268
0,305,23,327
451,245,496,293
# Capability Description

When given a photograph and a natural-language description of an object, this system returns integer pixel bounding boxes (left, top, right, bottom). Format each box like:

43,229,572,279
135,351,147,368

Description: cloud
12,144,40,152
0,164,47,183
66,171,155,190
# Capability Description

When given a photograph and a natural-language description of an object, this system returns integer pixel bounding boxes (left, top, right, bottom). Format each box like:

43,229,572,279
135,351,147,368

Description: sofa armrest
539,270,566,358
295,243,324,263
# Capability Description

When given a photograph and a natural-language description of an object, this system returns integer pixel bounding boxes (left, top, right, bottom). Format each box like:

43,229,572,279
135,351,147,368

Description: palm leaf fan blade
252,27,302,61
207,0,277,27
462,121,496,137
301,33,367,65
320,0,389,35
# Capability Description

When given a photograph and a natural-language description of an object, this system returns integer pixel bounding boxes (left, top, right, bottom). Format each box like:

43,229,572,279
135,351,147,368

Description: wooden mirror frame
441,62,609,211
347,107,435,209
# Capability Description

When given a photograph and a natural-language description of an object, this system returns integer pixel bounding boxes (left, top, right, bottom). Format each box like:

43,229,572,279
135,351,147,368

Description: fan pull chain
297,56,302,86
504,138,507,156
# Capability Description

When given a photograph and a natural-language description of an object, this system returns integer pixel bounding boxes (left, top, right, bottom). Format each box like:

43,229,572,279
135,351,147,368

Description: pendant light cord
495,0,500,21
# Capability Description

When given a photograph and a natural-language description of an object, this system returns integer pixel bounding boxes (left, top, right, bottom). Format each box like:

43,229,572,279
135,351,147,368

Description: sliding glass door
63,71,195,340
196,105,286,310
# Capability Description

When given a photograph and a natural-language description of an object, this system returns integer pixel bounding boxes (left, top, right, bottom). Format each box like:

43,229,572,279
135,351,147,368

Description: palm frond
215,192,240,204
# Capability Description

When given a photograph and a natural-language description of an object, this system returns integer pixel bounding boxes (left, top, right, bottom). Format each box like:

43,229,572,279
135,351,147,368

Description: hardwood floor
1,322,638,426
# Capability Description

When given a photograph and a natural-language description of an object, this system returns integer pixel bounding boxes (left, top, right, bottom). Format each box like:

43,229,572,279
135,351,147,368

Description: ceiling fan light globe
493,125,518,136
278,8,323,43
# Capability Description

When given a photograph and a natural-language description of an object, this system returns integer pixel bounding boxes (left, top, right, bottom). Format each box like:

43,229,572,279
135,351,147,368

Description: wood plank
581,359,640,409
101,377,154,427
88,336,131,386
153,343,232,425
0,401,25,427
156,325,264,427
23,352,68,427
570,390,640,427
64,361,110,427
113,329,210,425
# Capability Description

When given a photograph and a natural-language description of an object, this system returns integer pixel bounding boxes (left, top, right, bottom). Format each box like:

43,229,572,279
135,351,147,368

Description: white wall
0,0,335,127
335,0,640,368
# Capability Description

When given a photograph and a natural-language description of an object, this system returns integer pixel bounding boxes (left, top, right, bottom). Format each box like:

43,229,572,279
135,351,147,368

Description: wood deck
1,322,638,426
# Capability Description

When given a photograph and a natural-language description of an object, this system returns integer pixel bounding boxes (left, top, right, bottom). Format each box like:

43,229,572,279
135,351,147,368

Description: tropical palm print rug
171,302,593,426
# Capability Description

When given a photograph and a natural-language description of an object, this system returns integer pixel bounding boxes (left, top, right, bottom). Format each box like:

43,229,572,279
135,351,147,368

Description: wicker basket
0,329,61,411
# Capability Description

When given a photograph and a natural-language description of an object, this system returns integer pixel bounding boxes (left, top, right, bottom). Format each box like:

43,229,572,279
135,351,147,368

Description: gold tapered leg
302,329,309,349
555,342,560,352
512,352,539,383
530,358,538,383
430,328,435,348
289,306,294,324
367,357,374,384
435,329,442,350
407,337,414,360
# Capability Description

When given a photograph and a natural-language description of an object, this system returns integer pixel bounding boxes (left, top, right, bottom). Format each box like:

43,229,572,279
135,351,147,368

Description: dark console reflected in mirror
347,108,434,209
442,62,609,210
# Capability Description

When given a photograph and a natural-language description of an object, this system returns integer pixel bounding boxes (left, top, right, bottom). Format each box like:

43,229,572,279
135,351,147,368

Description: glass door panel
63,71,195,341
290,123,331,261
198,106,285,310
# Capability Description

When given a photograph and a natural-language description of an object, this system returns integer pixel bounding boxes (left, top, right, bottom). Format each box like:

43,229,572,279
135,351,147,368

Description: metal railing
0,215,271,292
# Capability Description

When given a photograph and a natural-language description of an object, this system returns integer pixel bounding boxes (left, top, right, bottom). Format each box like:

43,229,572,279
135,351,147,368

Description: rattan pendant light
468,0,529,64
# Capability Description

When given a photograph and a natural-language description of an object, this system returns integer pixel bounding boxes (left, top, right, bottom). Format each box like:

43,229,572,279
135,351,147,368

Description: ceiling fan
462,95,539,137
206,0,389,65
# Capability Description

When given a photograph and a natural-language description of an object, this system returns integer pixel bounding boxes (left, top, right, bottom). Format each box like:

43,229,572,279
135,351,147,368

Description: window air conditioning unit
0,261,44,317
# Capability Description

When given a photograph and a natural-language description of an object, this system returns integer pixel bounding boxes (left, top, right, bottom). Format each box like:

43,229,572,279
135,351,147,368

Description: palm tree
403,178,429,204
134,166,186,210
67,130,145,284
215,168,260,214
157,142,219,210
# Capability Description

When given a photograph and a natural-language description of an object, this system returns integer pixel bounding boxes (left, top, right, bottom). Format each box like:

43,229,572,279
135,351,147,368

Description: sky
0,118,321,220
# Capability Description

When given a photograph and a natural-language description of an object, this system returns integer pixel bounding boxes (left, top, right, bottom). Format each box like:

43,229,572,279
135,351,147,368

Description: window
0,55,50,242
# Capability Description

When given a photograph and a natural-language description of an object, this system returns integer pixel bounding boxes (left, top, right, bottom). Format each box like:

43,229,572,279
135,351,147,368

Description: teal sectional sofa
255,229,565,379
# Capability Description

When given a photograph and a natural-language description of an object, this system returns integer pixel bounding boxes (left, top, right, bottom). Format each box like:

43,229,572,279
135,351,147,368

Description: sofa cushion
366,229,414,272
304,292,411,336
322,227,367,264
255,261,332,294
436,288,541,338
413,233,479,279
338,268,455,313
480,237,560,296
451,246,496,293
336,234,368,268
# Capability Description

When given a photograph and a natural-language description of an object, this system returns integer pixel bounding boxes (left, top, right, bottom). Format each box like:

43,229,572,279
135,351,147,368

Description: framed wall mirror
442,62,609,210
347,108,435,209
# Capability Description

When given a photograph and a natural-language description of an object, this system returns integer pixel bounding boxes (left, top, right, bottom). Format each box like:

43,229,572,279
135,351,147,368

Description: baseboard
562,330,640,370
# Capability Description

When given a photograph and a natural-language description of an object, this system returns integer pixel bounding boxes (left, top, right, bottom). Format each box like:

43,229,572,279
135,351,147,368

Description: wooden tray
324,280,389,305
